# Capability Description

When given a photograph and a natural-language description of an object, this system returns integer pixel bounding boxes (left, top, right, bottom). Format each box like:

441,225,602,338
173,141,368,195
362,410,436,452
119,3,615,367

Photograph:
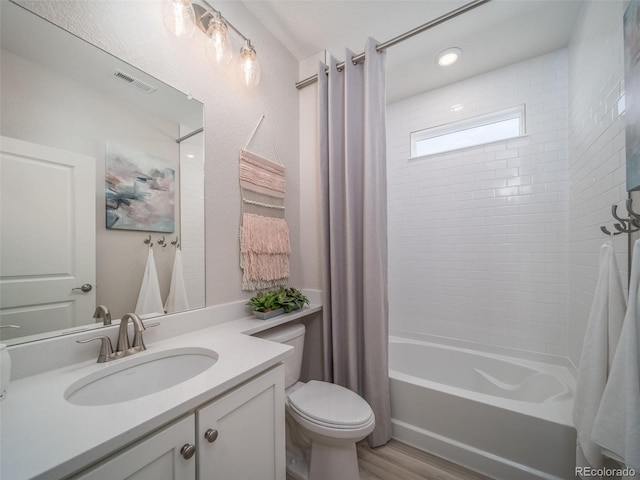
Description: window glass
410,105,525,158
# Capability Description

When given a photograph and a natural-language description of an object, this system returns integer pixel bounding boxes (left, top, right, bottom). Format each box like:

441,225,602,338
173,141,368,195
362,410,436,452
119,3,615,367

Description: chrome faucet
77,313,158,363
117,313,147,355
93,305,112,325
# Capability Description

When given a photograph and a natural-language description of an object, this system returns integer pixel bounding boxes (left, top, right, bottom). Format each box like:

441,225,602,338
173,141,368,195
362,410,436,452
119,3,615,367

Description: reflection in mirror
0,1,205,345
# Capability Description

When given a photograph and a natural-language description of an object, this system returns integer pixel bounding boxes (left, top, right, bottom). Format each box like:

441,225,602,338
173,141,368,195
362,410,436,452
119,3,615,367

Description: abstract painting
625,0,640,191
105,144,175,232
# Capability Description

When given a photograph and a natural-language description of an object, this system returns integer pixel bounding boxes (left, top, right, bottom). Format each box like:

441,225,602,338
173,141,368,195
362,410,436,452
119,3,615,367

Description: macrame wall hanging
239,115,290,290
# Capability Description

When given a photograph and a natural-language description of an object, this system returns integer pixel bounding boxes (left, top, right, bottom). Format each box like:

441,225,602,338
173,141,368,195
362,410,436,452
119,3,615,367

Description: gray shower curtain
318,38,392,447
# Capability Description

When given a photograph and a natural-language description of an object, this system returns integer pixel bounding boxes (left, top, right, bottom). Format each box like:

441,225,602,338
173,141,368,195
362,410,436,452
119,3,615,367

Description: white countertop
0,304,321,480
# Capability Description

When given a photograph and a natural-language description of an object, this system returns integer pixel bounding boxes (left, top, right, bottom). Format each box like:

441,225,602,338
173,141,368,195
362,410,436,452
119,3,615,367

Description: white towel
592,239,640,470
573,241,626,471
135,246,165,316
164,249,190,314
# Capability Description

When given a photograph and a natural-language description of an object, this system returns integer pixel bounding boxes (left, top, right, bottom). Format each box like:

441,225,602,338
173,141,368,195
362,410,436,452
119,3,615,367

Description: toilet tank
254,323,306,388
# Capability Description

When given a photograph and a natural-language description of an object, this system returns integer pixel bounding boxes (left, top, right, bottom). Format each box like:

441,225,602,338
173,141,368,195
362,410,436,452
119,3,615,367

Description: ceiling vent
112,69,157,94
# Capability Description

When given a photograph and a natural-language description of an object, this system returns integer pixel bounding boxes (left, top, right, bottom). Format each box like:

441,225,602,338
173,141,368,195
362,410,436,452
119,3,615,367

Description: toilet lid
287,381,374,428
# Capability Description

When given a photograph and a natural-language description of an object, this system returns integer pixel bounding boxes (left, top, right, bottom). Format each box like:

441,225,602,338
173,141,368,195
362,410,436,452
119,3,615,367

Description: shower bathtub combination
389,333,576,480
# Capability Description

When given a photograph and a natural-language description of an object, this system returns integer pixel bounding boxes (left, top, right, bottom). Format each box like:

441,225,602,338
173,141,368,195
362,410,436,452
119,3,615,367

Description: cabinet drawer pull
204,428,219,443
180,443,196,460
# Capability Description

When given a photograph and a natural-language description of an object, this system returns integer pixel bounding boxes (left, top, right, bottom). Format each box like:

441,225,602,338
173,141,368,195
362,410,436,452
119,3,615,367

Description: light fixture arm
193,0,250,43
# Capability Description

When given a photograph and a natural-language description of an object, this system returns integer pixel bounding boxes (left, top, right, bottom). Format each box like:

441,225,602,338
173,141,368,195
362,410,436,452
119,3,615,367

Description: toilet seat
287,381,374,430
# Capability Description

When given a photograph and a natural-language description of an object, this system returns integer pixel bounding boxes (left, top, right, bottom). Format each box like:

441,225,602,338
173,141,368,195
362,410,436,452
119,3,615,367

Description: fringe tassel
242,252,290,282
239,213,291,291
241,213,290,254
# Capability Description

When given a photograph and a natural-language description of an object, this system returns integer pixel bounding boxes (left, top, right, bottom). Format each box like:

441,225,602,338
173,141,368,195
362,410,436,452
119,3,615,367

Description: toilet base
286,439,362,480
309,441,360,480
286,450,310,480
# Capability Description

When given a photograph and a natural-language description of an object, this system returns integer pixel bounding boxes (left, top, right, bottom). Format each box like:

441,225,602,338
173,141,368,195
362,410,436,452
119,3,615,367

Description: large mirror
0,1,206,345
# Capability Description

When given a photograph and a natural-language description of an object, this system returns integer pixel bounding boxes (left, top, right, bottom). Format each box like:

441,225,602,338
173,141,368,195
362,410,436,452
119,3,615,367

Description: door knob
72,284,92,293
204,428,219,443
180,443,196,460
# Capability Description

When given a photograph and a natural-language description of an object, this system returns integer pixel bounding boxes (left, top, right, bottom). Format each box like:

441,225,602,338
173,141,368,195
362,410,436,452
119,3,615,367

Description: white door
0,136,95,340
71,415,196,480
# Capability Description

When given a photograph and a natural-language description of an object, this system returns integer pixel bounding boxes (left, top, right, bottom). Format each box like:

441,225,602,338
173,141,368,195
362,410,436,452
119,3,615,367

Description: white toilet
255,323,375,480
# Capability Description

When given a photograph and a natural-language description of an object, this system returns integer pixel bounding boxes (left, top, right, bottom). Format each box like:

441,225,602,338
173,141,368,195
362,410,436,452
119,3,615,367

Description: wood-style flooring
286,439,491,480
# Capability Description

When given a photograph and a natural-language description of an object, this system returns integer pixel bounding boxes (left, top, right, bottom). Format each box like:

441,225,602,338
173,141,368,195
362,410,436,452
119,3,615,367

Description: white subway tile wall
568,1,627,366
387,50,570,356
180,146,206,309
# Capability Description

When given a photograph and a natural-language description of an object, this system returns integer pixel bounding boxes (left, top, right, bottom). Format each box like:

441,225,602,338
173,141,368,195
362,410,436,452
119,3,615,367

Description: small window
410,105,526,158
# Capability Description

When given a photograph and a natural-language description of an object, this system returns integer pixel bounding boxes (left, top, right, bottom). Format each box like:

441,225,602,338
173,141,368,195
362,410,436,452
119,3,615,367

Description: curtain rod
295,0,492,90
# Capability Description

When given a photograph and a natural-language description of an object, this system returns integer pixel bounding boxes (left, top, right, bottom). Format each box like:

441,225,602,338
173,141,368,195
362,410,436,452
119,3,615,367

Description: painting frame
105,144,176,233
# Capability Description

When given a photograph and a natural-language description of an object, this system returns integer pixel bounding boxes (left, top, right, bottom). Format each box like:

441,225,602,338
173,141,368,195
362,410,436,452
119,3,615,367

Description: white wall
298,53,325,290
568,0,628,367
13,0,302,308
387,50,570,356
297,52,326,382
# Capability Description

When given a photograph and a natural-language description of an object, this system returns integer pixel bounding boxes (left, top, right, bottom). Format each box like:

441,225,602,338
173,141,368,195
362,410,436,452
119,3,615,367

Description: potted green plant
247,287,310,319
281,287,310,312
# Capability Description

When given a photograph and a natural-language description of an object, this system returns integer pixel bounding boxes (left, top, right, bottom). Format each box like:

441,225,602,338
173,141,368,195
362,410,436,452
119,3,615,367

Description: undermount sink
65,347,218,406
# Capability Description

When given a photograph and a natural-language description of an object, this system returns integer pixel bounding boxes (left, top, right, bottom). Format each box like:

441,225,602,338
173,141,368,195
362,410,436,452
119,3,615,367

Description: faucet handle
77,336,114,363
131,321,160,351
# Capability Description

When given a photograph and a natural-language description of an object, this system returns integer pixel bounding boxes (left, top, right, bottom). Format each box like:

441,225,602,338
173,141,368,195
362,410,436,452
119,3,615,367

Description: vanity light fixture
163,0,261,87
437,47,462,67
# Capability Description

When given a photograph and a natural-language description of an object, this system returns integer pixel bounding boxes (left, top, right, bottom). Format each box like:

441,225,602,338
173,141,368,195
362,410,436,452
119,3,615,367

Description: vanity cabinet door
71,415,196,480
197,365,285,480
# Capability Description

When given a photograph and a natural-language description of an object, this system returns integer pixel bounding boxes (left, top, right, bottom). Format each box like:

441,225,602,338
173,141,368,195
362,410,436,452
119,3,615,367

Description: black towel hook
601,200,640,236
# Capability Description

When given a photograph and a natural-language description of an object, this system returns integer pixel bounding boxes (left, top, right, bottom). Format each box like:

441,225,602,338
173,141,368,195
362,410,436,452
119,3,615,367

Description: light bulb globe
236,41,261,87
205,13,233,65
163,0,196,39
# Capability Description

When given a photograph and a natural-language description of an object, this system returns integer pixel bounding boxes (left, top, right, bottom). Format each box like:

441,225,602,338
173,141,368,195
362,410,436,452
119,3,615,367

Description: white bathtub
389,334,577,480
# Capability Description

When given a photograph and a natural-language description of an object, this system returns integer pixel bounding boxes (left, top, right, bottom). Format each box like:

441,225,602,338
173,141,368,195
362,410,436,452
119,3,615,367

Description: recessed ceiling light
437,47,462,67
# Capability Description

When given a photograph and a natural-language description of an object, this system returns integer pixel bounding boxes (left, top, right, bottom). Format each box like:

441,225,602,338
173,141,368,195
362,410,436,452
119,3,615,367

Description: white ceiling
241,0,582,103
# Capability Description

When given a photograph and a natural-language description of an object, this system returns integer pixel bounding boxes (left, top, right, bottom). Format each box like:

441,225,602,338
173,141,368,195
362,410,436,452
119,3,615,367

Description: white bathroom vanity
0,300,321,480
